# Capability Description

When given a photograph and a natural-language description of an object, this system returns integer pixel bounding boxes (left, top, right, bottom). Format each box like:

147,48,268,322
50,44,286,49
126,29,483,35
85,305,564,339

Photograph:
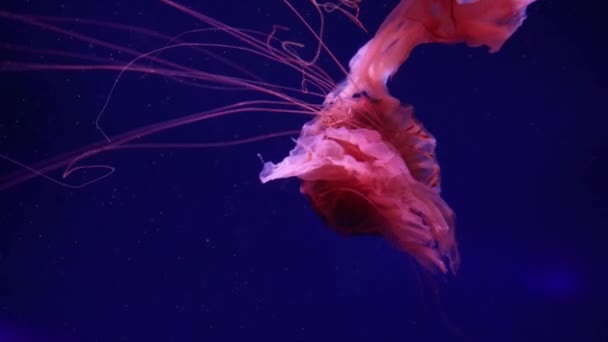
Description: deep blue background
1,1,606,341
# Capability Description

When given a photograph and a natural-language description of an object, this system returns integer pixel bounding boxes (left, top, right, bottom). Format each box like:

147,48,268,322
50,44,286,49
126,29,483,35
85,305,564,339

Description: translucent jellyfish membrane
260,0,535,275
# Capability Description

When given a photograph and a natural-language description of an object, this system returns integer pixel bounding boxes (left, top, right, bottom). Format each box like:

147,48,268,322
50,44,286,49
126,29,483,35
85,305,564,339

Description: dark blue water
1,1,605,341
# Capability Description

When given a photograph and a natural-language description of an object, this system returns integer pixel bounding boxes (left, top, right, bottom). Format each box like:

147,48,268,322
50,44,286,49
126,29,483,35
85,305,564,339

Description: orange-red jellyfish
260,0,535,275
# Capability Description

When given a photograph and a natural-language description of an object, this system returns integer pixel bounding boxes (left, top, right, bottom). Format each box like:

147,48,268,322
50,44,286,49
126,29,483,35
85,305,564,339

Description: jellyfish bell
334,0,536,100
260,0,536,275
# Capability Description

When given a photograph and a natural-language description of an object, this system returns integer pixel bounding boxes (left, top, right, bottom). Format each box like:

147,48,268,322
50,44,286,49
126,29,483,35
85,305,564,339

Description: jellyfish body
260,0,535,275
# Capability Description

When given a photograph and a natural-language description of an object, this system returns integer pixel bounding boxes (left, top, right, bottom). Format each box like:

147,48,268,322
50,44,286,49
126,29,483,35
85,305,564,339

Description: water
0,1,605,341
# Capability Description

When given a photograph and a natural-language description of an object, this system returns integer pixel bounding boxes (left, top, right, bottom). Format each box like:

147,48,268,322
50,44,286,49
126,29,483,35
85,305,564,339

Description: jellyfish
0,0,535,275
259,0,535,275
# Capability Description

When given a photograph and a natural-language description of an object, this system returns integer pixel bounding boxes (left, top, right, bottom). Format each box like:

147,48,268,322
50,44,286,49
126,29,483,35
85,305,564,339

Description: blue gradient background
1,1,606,341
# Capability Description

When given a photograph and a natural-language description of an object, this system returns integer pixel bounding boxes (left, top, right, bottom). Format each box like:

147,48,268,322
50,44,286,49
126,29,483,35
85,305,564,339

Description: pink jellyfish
260,0,535,275
0,0,535,275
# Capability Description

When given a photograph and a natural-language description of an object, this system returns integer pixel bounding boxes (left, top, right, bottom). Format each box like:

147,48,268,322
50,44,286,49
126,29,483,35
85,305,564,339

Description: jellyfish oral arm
331,0,536,100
